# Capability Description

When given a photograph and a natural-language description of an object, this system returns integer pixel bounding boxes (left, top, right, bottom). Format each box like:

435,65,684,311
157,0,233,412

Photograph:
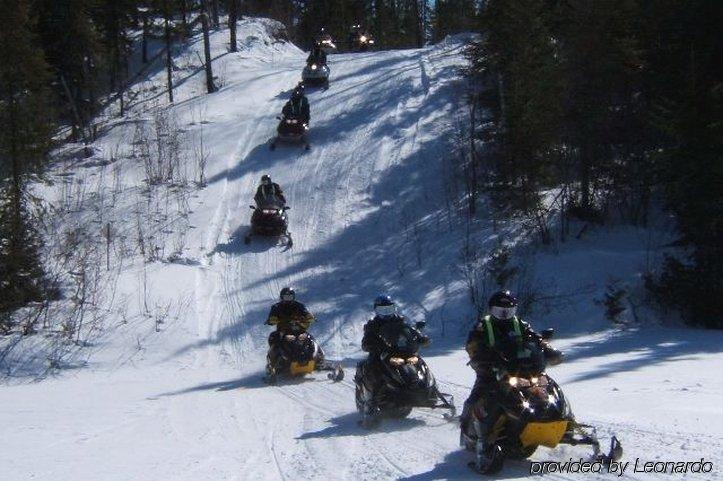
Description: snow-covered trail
2,21,722,481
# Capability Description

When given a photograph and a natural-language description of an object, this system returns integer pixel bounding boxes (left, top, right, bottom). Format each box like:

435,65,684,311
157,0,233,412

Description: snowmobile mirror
249,205,256,210
415,321,427,330
283,206,291,211
541,328,554,340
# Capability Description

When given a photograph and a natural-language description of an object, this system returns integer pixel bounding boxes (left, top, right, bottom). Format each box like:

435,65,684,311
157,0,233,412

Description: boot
472,419,503,474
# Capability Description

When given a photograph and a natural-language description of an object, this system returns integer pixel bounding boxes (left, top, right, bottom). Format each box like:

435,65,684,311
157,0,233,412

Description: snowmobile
270,115,309,151
301,60,330,88
354,321,456,429
315,34,337,54
348,26,375,52
460,331,623,474
244,202,292,247
265,322,344,384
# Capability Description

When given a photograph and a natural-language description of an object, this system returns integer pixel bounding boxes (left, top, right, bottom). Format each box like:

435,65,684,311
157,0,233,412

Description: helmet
280,287,295,302
292,83,305,98
261,174,271,185
488,290,518,320
373,294,396,318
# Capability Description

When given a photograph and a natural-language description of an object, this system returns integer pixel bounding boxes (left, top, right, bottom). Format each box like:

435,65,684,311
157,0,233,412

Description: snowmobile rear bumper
520,420,568,448
290,360,316,375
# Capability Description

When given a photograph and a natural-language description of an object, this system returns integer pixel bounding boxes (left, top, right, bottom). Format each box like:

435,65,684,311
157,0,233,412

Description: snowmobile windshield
258,196,284,209
490,305,516,320
374,304,396,317
378,321,420,356
506,339,547,377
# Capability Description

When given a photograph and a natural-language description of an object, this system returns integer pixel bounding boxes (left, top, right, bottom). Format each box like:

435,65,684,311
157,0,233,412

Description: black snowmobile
354,321,456,429
348,26,375,52
302,60,330,88
270,115,309,151
265,322,344,384
461,331,623,474
244,202,292,247
315,34,337,53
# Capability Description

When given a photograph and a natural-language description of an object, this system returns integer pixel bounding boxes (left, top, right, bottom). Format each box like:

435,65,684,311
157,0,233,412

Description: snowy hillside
2,18,721,481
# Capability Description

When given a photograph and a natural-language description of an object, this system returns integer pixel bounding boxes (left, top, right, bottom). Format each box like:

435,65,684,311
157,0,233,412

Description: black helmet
373,294,396,318
292,83,305,98
280,287,295,302
488,290,517,320
261,174,271,185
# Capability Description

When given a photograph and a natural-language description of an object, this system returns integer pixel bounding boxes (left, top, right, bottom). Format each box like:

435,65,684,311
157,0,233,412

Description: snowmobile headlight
262,209,278,215
407,356,419,365
360,35,367,43
389,357,405,366
311,64,318,70
509,376,531,388
369,39,375,44
284,334,296,341
288,119,298,124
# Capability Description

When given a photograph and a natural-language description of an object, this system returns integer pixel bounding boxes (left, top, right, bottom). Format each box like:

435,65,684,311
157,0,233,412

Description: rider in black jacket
359,295,429,402
461,290,562,467
282,84,310,125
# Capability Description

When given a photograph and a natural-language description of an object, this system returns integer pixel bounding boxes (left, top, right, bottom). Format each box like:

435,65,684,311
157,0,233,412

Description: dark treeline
246,1,474,49
465,0,722,327
0,0,224,321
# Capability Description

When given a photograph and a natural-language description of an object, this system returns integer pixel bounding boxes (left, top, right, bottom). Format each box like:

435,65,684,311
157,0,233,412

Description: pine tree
0,0,54,314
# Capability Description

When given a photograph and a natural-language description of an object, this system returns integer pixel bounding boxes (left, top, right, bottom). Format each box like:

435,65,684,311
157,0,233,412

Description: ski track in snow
2,23,722,481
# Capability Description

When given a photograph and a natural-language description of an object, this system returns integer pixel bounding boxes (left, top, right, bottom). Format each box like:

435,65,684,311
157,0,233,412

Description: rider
359,295,429,404
347,24,361,46
254,174,286,207
282,84,310,125
265,287,322,369
461,290,563,467
306,41,327,66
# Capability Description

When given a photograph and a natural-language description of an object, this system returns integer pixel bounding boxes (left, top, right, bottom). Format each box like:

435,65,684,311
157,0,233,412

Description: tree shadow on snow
560,327,723,384
297,412,426,440
204,141,281,186
153,370,267,398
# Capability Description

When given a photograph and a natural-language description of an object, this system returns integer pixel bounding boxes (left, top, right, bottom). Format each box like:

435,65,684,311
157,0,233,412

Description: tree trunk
229,0,238,52
211,0,220,28
201,2,216,93
164,7,174,103
580,139,592,214
8,94,22,254
413,0,423,48
142,13,148,63
180,0,189,38
59,74,88,145
468,95,479,217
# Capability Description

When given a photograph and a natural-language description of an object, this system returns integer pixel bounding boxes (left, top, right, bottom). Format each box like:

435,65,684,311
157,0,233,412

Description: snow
2,18,722,481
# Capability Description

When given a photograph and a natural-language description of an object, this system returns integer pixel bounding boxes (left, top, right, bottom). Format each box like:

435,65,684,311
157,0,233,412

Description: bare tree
163,1,174,103
200,1,216,94
229,0,238,52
